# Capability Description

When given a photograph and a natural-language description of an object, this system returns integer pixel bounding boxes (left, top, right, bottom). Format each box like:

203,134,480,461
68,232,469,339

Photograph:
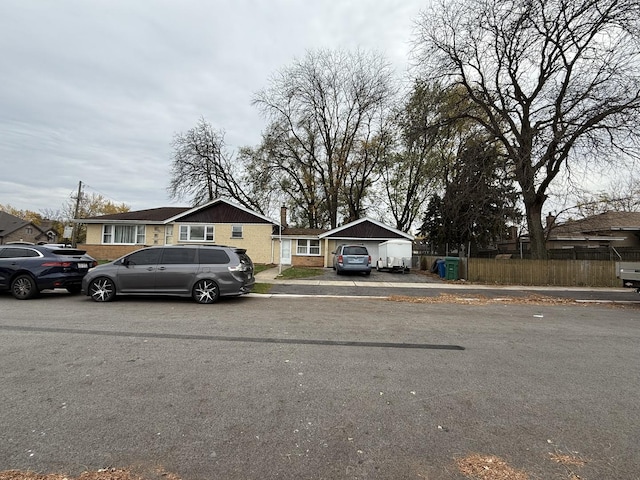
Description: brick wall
77,244,141,261
292,256,324,267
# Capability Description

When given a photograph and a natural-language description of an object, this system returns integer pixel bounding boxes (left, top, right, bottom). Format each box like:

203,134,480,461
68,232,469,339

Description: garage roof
319,217,413,241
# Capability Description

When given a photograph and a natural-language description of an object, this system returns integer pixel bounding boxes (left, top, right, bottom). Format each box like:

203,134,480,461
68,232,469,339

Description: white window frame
296,239,320,256
102,224,146,245
179,224,215,242
231,225,243,239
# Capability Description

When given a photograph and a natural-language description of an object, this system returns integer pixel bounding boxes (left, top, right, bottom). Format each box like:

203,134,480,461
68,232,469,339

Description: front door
281,239,291,265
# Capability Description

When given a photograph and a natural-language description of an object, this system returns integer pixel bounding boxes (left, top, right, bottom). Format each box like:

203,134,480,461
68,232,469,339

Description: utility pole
71,181,83,247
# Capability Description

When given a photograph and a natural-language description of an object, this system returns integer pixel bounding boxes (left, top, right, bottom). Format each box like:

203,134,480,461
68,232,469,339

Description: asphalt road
1,292,639,479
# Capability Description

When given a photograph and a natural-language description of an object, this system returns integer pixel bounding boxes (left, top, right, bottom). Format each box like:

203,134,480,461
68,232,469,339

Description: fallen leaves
388,293,576,306
549,452,587,467
454,450,589,480
0,468,181,480
455,454,529,480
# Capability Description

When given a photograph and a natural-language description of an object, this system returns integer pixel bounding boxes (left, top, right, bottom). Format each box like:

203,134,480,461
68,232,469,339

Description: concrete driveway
1,293,639,479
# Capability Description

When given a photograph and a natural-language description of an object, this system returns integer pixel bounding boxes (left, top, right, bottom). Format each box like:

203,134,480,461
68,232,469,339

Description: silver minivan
332,244,371,275
82,245,254,304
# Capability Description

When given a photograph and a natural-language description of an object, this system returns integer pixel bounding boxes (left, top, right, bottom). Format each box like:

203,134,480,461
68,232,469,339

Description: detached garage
319,217,414,268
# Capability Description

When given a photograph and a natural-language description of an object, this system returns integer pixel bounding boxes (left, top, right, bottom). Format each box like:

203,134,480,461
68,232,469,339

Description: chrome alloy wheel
193,279,219,304
89,278,115,302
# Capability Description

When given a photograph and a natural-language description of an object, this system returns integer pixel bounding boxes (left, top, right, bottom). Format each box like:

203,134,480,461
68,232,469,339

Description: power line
80,182,128,205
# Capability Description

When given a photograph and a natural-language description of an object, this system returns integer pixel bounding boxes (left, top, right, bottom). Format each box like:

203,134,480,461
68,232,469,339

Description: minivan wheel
193,279,219,304
11,274,38,300
89,277,116,302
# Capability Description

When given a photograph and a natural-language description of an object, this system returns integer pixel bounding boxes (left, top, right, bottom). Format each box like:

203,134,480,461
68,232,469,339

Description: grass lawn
278,266,325,279
253,264,275,274
251,265,325,294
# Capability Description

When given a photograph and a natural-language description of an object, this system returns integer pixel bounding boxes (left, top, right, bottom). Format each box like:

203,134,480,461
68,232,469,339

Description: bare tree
413,0,640,258
253,49,396,229
571,175,640,216
168,117,266,213
381,82,461,232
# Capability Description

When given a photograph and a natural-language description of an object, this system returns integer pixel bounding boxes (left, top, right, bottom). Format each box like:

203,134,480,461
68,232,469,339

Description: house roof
0,211,29,235
81,207,190,223
550,211,640,237
319,217,414,241
78,198,278,225
279,227,328,237
0,211,47,237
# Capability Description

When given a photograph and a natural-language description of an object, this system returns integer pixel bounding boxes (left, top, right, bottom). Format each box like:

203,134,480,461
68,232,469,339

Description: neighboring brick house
546,211,640,249
76,198,280,263
0,211,54,245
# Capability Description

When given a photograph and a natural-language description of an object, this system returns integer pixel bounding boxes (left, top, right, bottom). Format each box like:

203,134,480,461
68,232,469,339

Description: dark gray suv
82,245,254,304
0,245,97,299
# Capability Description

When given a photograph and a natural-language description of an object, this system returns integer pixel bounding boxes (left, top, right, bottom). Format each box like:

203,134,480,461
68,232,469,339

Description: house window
179,225,214,242
26,227,33,234
231,225,243,239
103,225,145,244
297,239,320,255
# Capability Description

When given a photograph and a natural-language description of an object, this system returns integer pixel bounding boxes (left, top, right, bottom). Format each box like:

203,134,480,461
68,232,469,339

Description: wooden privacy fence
420,256,620,287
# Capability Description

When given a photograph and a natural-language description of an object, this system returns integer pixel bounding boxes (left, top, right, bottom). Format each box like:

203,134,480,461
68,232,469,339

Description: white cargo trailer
376,239,412,273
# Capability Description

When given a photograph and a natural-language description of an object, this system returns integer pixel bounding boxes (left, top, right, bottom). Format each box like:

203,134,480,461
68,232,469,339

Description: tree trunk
524,195,547,260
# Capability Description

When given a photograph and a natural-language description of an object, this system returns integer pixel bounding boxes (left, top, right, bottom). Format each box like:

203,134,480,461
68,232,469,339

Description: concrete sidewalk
254,266,629,293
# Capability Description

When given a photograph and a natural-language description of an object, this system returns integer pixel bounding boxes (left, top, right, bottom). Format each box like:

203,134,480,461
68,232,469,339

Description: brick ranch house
76,198,414,267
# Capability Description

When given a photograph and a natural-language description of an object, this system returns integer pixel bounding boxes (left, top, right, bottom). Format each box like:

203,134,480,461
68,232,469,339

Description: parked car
332,244,371,275
82,245,255,304
0,245,97,299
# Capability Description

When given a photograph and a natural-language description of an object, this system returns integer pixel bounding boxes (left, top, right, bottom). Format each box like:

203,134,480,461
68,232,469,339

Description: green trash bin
445,257,460,280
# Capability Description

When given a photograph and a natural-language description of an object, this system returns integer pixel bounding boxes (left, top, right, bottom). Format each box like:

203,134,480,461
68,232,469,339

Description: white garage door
361,241,380,263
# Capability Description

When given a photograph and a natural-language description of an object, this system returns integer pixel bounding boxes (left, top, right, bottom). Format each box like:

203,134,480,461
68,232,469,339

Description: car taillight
338,255,343,263
368,255,371,264
42,261,72,267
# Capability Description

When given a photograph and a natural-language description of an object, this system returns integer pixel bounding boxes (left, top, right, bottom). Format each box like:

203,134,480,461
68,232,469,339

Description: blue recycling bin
436,259,446,278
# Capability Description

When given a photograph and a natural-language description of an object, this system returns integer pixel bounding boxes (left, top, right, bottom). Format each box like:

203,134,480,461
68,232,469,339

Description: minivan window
125,248,161,265
199,249,231,265
344,246,368,255
160,247,197,264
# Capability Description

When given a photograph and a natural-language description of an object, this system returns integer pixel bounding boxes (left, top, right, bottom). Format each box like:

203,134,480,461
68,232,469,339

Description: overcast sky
0,0,427,216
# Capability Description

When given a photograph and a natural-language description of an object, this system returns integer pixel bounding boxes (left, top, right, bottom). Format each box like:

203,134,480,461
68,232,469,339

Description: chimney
546,212,556,230
280,205,288,228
